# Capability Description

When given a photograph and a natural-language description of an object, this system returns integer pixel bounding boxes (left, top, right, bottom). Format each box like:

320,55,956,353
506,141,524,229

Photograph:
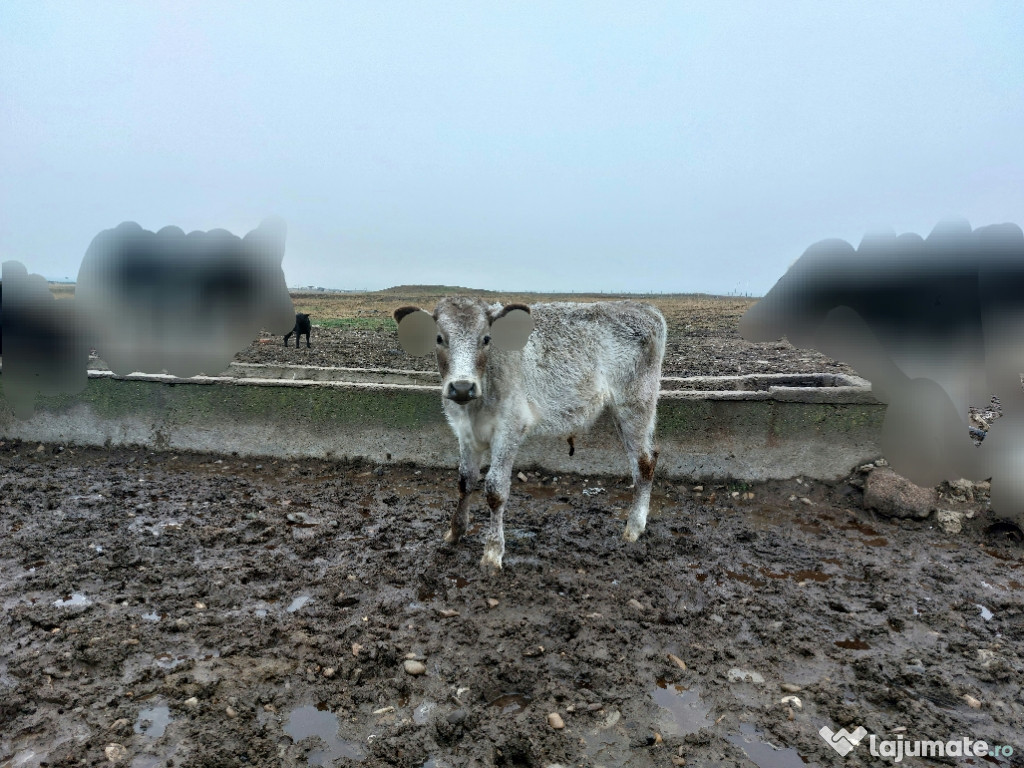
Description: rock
547,712,565,729
447,708,468,725
351,642,363,657
653,732,663,744
627,598,645,611
948,478,975,500
667,653,687,670
780,683,802,693
225,706,237,718
486,598,500,609
403,659,426,676
727,668,765,684
437,608,459,618
174,618,190,631
517,472,528,483
184,697,199,709
692,485,703,492
963,694,982,709
863,468,936,519
323,667,336,678
672,758,687,766
799,497,812,506
194,602,206,610
935,509,964,534
104,743,128,762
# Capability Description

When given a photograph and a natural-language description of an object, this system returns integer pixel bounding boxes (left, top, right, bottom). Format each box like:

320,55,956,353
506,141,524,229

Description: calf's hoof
479,545,503,571
443,527,461,545
623,524,644,542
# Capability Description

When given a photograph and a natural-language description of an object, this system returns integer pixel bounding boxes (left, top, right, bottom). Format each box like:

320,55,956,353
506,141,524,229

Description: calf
394,297,666,570
284,313,312,347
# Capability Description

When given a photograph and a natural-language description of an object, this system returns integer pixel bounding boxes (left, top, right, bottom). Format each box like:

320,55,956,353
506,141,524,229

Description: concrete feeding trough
0,363,884,482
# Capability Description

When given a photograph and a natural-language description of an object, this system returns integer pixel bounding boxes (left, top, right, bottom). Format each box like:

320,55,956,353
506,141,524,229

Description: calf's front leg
445,445,479,545
480,430,523,571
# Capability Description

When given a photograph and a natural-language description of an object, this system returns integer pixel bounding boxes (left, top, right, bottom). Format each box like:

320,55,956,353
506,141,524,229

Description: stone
667,653,687,670
104,744,128,762
863,468,936,519
547,712,565,729
403,659,426,676
935,509,964,534
727,668,765,684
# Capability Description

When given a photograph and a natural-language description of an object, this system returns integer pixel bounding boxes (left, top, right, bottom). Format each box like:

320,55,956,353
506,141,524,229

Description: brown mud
2,441,1022,767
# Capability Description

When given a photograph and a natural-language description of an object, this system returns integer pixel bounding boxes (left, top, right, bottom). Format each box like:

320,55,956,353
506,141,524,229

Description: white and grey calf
394,297,667,570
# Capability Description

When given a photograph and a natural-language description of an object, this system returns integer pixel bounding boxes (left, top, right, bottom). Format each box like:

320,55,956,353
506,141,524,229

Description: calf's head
393,298,533,404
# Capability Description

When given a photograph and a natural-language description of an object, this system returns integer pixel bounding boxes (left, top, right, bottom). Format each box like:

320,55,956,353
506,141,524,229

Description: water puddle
529,485,560,499
284,704,364,764
154,653,188,669
134,703,172,739
651,682,712,737
727,722,808,768
488,693,531,715
759,567,832,583
286,518,320,529
287,595,312,613
53,592,91,608
725,570,767,588
413,701,437,724
834,639,871,650
581,710,630,766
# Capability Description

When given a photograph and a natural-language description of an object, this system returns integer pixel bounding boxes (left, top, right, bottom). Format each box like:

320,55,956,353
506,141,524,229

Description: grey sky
2,2,1022,295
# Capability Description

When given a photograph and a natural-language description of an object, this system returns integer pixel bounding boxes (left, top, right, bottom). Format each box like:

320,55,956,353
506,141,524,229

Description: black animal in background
284,313,312,348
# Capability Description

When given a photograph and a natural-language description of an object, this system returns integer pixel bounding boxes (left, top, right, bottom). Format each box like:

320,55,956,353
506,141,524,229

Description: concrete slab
0,366,885,482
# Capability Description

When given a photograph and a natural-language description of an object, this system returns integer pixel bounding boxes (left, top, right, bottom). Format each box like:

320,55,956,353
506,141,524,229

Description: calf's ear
490,304,534,351
394,306,437,356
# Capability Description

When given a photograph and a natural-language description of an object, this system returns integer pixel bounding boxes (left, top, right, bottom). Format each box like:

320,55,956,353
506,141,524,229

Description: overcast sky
2,2,1022,295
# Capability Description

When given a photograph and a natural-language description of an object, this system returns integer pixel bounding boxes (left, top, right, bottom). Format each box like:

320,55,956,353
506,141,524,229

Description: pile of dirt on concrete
1,440,1021,767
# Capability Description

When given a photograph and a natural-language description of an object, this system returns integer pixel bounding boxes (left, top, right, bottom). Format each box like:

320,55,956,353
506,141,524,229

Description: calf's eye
482,335,491,346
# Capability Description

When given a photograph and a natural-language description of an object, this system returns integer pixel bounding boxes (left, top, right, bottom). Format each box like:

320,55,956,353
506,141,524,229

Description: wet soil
2,441,1022,767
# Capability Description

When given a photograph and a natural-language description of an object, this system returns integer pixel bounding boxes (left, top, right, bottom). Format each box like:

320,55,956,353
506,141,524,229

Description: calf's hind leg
612,403,659,542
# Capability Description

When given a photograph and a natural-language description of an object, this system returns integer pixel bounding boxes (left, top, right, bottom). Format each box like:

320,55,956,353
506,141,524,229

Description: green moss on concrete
656,398,886,439
1,377,448,431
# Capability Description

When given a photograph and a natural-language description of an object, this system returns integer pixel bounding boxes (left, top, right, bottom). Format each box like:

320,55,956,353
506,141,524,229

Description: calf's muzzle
446,380,478,403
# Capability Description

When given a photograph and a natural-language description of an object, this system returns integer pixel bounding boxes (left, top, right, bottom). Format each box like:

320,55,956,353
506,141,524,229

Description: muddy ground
231,292,858,380
1,441,1022,768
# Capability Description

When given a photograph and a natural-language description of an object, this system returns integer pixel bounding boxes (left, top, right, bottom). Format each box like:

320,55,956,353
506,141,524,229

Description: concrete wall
0,367,886,482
